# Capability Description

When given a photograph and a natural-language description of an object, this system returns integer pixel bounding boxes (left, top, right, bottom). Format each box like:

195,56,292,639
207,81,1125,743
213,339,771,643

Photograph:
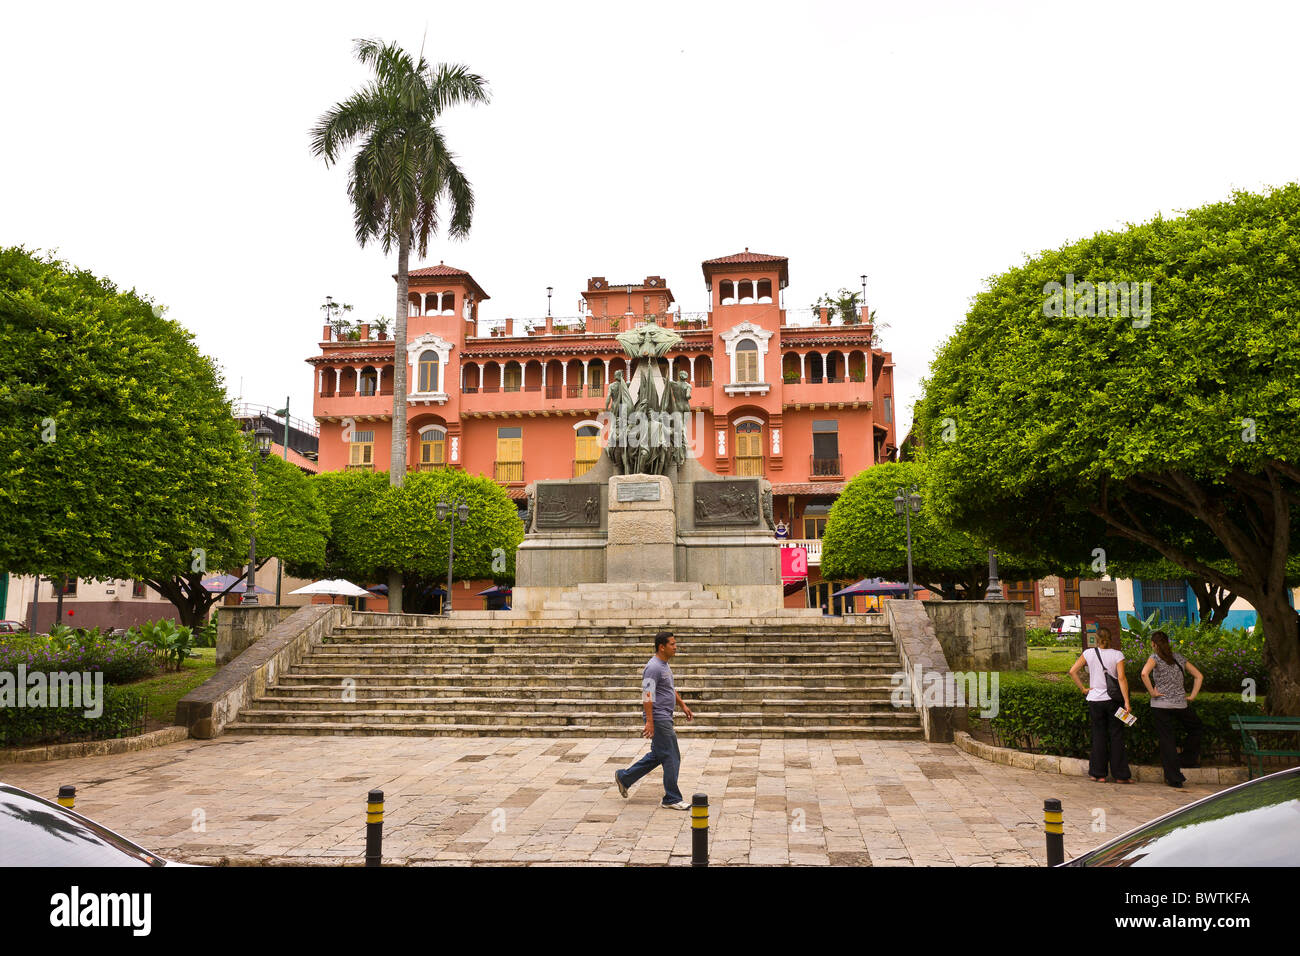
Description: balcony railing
573,458,599,477
566,384,584,398
811,455,843,477
588,383,605,397
545,384,563,399
494,460,524,483
781,538,823,565
418,462,448,472
346,463,374,471
734,456,764,477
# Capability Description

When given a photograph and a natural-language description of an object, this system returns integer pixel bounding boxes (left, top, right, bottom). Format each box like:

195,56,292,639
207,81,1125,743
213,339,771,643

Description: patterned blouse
1148,652,1189,709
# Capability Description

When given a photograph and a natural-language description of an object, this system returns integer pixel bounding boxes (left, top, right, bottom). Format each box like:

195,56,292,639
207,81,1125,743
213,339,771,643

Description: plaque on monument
694,479,760,526
536,483,601,528
616,481,662,502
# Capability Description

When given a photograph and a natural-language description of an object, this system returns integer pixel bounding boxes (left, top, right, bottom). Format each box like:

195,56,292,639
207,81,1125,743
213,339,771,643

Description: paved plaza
3,735,1220,866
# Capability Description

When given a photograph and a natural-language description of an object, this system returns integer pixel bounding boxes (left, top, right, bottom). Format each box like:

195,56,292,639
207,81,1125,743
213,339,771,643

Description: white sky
4,0,1298,439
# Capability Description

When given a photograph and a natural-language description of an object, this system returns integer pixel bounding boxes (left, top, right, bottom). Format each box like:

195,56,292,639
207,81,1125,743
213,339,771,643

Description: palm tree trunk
387,231,411,613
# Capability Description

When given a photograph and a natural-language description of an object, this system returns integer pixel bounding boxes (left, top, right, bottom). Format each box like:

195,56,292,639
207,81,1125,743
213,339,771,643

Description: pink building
308,250,898,610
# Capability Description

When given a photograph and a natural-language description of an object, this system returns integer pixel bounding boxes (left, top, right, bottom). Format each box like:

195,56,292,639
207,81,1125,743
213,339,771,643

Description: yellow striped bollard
691,793,709,867
58,786,76,810
366,789,384,867
1044,798,1064,867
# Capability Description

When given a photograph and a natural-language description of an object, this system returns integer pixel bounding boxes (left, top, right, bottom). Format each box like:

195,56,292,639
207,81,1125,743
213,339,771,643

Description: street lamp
547,286,553,317
985,549,1004,600
242,425,274,605
436,495,470,614
893,484,922,599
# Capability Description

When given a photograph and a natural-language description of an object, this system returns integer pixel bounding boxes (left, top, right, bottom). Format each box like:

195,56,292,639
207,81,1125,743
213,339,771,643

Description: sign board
616,481,661,503
1080,580,1122,650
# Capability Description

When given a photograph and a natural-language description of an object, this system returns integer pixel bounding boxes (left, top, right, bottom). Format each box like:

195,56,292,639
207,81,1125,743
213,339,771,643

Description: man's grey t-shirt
643,655,675,723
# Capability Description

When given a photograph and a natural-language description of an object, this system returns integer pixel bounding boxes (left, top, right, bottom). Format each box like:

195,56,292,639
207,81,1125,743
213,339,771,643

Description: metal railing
494,461,524,483
811,455,843,477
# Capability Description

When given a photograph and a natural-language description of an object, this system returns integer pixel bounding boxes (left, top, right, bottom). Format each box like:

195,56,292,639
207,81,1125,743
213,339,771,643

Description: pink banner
781,546,808,582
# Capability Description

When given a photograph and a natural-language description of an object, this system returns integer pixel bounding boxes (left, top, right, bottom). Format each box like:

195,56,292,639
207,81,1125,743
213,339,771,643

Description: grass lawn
1027,646,1081,676
124,647,218,729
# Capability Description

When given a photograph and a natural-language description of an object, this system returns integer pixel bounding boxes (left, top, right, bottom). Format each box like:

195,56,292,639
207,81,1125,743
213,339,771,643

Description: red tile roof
770,481,847,496
702,249,789,286
400,262,490,301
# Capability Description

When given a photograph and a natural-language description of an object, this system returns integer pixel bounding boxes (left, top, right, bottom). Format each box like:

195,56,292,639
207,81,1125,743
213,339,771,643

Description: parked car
0,620,28,635
1063,766,1300,866
1049,614,1081,638
0,783,191,866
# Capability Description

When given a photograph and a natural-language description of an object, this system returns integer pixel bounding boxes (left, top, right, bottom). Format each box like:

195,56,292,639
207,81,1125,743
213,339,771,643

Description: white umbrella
290,579,373,604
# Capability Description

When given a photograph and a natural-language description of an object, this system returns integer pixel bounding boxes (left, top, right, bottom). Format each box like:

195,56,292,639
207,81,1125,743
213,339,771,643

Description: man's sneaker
661,801,690,810
614,771,629,798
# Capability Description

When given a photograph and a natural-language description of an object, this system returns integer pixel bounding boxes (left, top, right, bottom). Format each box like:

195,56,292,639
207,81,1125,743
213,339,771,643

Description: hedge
980,676,1263,764
0,685,147,747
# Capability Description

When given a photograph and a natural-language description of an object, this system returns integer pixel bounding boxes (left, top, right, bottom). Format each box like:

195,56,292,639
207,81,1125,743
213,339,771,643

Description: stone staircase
225,584,923,739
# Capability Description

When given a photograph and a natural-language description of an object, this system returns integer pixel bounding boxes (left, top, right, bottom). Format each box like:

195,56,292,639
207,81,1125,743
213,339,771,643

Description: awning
783,579,807,596
477,585,513,596
832,578,911,597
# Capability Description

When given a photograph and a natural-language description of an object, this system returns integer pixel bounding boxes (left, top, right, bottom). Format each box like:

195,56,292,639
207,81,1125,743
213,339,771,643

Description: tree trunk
1190,578,1237,627
387,230,411,613
150,575,217,629
1254,592,1300,716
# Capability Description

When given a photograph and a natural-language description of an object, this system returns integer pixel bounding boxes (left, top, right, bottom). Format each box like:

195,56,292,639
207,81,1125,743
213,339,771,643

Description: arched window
757,279,772,304
735,420,763,476
720,280,735,305
419,426,447,470
418,350,440,393
440,292,456,315
735,339,760,383
359,366,378,396
503,362,522,392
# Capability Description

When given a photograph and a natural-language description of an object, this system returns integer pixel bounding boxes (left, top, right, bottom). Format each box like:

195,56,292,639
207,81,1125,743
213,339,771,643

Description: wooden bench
1230,715,1300,779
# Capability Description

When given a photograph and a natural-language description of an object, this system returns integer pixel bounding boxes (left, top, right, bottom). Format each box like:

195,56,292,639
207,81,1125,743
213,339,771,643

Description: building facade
308,250,899,608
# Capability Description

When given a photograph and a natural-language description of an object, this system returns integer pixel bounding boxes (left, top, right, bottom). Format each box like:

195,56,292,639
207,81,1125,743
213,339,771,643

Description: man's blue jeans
617,720,682,805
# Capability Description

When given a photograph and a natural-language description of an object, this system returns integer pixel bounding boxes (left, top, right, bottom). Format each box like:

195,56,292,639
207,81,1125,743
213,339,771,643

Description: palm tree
311,38,489,610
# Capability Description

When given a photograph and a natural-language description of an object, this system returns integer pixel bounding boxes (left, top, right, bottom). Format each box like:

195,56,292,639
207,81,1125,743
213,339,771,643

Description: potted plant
784,371,800,384
374,315,391,340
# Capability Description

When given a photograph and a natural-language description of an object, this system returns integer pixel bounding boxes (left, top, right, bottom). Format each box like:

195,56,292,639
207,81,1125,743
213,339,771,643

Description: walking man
614,631,693,809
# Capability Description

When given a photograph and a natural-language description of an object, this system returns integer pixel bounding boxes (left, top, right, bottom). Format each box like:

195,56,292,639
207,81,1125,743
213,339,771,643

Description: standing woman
1069,626,1133,783
1141,630,1204,788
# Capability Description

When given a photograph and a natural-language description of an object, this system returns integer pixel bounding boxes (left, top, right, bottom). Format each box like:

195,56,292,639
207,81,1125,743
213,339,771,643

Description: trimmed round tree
0,247,254,625
918,184,1300,713
821,461,1047,598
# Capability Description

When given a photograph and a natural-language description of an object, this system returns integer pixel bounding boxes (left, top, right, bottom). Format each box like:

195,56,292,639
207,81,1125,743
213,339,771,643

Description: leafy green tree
310,38,490,612
0,247,253,625
821,461,1049,598
298,469,522,594
917,184,1300,713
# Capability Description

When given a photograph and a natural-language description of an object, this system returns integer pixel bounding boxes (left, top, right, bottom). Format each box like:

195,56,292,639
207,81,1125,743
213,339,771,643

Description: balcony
314,391,396,421
810,454,843,477
780,378,871,408
470,312,713,340
494,460,524,483
780,538,822,565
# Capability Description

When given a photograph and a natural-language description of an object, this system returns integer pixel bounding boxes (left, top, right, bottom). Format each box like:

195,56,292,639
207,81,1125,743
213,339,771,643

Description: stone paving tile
1,735,1222,866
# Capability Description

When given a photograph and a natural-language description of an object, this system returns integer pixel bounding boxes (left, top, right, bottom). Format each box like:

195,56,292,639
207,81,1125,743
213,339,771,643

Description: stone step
265,684,902,700
286,663,906,678
225,722,924,739
234,707,918,727
252,694,900,712
272,674,898,690
329,626,893,640
307,649,903,665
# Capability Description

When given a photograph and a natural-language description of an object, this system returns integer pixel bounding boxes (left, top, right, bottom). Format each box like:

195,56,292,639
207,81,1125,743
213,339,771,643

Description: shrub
0,686,147,747
981,678,1263,764
127,620,196,671
1119,624,1267,695
193,619,218,648
1026,627,1060,648
0,633,157,684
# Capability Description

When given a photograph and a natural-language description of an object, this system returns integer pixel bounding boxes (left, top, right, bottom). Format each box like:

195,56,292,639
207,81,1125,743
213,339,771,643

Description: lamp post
436,495,470,615
893,484,922,599
985,549,1004,600
242,425,274,605
547,286,553,317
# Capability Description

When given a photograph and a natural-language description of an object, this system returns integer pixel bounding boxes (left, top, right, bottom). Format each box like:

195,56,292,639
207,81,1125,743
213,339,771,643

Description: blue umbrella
832,578,911,597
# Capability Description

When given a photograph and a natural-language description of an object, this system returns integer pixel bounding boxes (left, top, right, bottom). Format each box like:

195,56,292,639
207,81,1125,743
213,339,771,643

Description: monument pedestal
606,475,675,583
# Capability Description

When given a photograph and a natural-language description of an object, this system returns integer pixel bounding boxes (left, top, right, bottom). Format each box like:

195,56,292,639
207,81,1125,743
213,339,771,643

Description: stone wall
178,604,345,738
884,599,956,742
922,600,1027,672
216,605,297,665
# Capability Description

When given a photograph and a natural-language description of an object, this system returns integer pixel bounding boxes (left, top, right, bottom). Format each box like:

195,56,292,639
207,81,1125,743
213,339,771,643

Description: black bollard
1044,798,1064,867
691,793,709,867
58,785,76,810
366,789,384,867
